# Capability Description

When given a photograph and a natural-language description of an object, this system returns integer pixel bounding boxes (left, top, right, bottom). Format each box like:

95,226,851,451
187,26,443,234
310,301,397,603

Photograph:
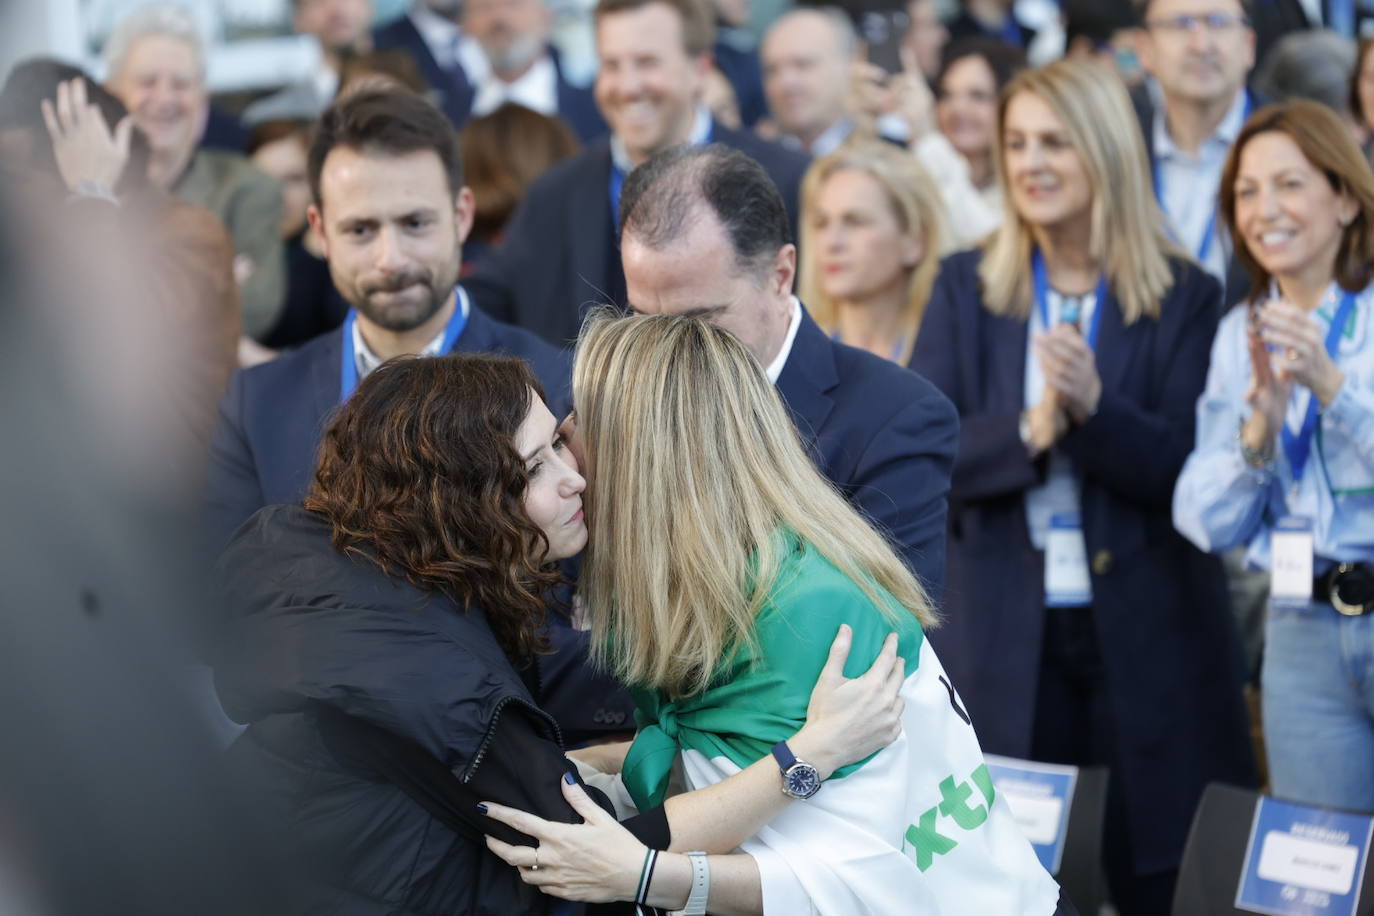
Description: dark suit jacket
462,122,811,346
1131,84,1260,308
203,303,571,549
373,17,607,142
713,34,769,128
781,308,958,599
910,250,1256,874
372,14,475,129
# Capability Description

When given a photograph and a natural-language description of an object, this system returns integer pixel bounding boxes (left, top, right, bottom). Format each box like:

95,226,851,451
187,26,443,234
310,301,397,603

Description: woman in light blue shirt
1174,99,1374,812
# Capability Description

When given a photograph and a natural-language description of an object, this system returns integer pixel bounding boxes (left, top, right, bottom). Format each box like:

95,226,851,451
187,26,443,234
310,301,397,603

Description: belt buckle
1330,564,1373,617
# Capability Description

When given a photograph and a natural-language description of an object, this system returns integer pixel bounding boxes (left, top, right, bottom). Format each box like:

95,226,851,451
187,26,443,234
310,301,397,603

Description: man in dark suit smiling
462,0,809,348
204,88,568,550
615,143,958,597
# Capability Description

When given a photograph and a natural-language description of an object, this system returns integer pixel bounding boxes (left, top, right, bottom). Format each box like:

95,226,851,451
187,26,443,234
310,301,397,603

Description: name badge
1236,796,1373,916
984,754,1078,875
1046,513,1092,607
1271,516,1315,610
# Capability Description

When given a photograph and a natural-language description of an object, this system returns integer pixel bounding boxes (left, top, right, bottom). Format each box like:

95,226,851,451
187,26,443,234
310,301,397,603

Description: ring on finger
530,847,540,871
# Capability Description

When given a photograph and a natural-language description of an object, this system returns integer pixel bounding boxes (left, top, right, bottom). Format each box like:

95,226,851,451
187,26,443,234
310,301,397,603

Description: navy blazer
373,17,607,142
372,15,475,130
462,122,810,347
911,250,1255,874
713,35,769,128
780,308,958,598
1131,84,1260,309
204,303,571,550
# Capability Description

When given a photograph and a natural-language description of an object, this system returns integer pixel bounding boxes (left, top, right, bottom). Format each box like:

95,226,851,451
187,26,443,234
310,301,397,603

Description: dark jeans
1031,606,1176,916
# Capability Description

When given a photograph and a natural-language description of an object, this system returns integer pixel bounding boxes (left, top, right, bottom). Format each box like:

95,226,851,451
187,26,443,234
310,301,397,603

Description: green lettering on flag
937,775,988,830
971,763,995,807
903,806,959,872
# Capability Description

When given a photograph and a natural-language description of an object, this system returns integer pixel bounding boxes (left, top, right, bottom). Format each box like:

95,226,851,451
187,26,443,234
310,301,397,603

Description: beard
485,32,545,76
341,253,460,333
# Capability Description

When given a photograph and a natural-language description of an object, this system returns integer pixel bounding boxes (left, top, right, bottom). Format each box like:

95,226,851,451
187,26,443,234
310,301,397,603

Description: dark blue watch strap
771,740,797,772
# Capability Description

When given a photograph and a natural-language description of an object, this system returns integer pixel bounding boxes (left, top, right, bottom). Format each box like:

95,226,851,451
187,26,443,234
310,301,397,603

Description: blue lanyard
609,163,626,228
995,15,1023,48
1280,290,1358,485
338,290,470,402
1152,93,1252,264
1032,251,1106,349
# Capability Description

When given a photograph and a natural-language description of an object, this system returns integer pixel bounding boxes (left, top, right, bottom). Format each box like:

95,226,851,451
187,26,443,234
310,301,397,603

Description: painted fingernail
476,803,489,814
563,772,577,786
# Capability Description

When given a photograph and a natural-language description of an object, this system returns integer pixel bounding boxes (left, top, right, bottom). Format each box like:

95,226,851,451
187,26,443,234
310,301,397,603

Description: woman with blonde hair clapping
911,58,1256,914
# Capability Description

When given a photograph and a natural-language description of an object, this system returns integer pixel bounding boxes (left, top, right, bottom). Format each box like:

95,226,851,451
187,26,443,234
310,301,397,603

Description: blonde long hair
980,58,1183,324
573,311,937,699
798,140,950,351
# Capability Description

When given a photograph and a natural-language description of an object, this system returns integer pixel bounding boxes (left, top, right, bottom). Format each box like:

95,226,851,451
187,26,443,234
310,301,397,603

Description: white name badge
1271,516,1314,610
1045,513,1092,607
1236,795,1374,916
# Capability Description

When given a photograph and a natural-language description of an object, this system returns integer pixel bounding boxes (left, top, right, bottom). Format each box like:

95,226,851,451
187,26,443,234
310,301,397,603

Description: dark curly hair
303,354,563,661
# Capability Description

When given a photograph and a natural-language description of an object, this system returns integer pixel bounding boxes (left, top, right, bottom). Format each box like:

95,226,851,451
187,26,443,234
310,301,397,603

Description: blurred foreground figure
0,60,239,482
0,145,296,916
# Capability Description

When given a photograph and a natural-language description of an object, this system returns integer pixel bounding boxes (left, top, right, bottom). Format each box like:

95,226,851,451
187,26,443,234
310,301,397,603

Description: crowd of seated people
4,0,1374,912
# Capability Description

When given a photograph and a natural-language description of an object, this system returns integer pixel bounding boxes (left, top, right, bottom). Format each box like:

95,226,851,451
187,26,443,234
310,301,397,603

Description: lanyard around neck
1032,250,1106,349
1280,289,1358,486
1152,92,1252,265
338,290,470,403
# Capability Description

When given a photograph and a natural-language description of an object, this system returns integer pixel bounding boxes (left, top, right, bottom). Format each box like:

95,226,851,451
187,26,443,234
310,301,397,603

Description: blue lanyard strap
1032,250,1106,349
1280,290,1358,485
338,290,470,403
1152,92,1252,264
609,163,626,229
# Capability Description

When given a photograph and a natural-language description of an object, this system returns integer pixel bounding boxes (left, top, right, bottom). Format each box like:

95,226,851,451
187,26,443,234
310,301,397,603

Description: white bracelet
682,850,710,915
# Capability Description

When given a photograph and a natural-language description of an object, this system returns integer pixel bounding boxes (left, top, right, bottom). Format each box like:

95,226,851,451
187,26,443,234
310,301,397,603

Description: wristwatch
771,741,822,799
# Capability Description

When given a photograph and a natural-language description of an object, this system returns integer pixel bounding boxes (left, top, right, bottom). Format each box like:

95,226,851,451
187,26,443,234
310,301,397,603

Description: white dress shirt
1153,87,1249,282
765,297,804,384
409,3,488,83
352,288,471,380
471,54,559,117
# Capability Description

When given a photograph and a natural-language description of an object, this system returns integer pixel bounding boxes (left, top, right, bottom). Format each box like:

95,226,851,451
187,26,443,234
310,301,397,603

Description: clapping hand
40,78,134,196
1256,298,1345,408
1035,324,1102,425
1242,314,1288,457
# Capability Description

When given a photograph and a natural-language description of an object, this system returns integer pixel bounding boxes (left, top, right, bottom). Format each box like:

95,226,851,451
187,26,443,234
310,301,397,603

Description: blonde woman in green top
482,312,1064,915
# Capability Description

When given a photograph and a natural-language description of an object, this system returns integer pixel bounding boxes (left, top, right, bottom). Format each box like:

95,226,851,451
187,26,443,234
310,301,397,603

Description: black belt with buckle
1314,563,1374,616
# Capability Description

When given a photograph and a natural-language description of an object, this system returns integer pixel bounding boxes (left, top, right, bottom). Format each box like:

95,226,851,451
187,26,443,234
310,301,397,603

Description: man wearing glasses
1133,0,1256,305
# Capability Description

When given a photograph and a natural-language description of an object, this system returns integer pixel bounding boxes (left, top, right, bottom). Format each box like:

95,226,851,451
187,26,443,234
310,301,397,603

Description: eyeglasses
1145,12,1250,34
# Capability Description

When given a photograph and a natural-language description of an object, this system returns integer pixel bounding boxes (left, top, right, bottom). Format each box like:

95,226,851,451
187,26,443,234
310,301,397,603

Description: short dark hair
935,37,1027,97
618,144,791,276
0,57,152,196
307,88,463,210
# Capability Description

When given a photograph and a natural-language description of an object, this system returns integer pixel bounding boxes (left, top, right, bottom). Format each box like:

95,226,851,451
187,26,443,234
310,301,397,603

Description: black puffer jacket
213,505,664,915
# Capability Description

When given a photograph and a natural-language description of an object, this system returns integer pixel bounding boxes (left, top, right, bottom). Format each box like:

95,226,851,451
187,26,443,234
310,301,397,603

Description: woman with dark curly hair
211,353,905,915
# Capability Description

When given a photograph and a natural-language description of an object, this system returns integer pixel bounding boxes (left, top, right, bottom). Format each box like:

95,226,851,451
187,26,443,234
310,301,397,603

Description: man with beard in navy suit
204,88,569,550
